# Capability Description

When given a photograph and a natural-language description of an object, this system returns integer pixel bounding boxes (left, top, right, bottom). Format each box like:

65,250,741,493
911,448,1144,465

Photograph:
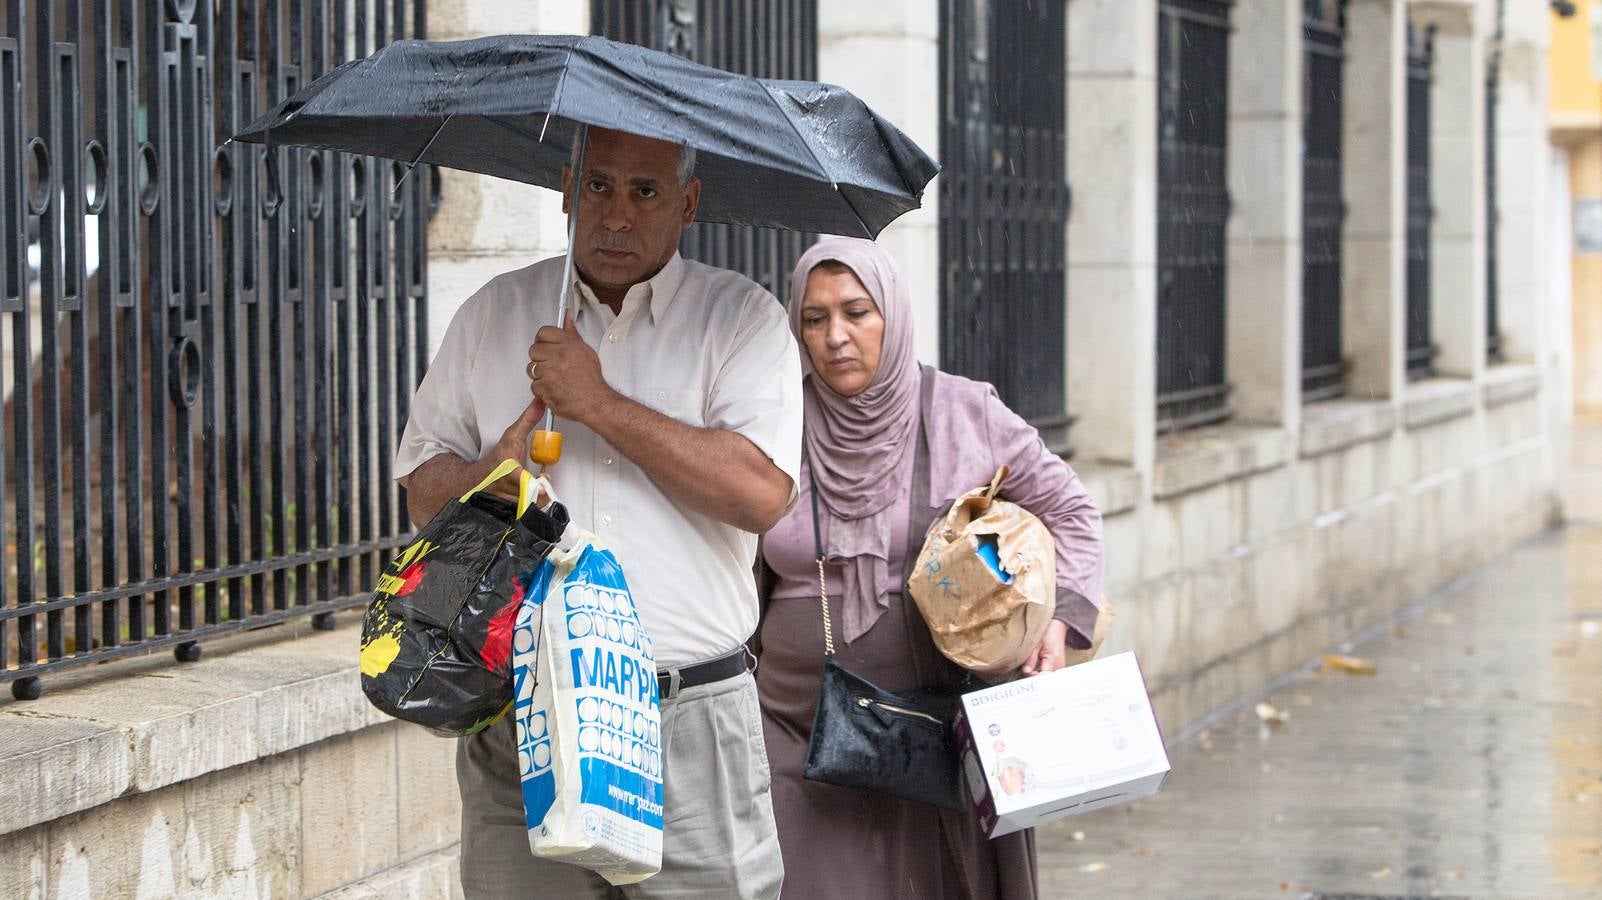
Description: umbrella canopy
233,34,939,238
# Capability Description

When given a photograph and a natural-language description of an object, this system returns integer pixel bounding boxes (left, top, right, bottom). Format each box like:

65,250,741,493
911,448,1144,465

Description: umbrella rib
761,86,875,238
539,42,581,144
394,113,453,192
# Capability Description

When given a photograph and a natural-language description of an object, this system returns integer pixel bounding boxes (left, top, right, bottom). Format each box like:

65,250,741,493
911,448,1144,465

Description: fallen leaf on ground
1255,702,1289,724
1429,611,1456,625
1129,847,1149,857
1367,866,1393,879
1445,869,1466,880
1078,862,1109,874
1321,653,1377,675
1071,831,1085,842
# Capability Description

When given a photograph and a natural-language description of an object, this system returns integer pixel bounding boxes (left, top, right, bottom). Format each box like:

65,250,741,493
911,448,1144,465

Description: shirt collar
572,252,687,326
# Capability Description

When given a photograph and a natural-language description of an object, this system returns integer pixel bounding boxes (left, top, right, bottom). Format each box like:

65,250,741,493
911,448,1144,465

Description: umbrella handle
530,123,589,469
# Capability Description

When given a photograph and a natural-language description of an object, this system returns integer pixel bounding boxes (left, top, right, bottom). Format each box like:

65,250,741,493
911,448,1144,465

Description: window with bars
1302,0,1347,401
938,0,1070,445
1156,0,1232,432
590,0,817,301
1485,0,1505,363
1404,23,1436,380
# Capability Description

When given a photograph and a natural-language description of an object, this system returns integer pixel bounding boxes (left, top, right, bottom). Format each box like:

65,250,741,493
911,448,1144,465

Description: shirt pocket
643,388,706,428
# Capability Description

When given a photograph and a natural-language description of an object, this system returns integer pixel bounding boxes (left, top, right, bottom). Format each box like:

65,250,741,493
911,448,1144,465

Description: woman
754,237,1105,899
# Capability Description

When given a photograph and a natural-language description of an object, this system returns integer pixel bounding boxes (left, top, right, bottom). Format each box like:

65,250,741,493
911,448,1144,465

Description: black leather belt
657,649,750,700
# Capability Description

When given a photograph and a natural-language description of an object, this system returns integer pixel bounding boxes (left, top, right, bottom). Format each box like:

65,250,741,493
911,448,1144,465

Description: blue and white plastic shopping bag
512,514,663,885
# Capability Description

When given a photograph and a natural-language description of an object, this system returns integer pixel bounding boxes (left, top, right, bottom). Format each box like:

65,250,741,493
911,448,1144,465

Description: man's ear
561,165,572,215
681,177,701,226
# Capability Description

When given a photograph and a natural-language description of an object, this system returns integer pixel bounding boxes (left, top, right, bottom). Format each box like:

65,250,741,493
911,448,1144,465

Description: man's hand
401,398,546,527
1020,619,1070,677
528,314,616,423
484,398,547,496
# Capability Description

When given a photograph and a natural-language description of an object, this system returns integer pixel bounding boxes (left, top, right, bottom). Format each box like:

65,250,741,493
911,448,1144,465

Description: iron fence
1405,22,1436,379
1485,0,1504,363
938,0,1071,447
1157,0,1232,432
591,0,816,300
1,0,431,698
1302,0,1346,401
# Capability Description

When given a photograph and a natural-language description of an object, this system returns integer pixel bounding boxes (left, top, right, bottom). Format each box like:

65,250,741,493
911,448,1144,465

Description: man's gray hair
569,135,697,187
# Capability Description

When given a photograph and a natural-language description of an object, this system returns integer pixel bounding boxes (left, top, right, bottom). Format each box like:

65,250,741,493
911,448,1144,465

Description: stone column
1341,0,1408,399
423,1,589,359
1412,0,1486,379
1065,0,1158,470
1225,0,1302,428
1491,0,1551,366
818,1,941,364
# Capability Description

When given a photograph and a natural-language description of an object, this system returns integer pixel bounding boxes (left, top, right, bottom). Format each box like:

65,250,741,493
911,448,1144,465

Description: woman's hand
1021,619,1069,677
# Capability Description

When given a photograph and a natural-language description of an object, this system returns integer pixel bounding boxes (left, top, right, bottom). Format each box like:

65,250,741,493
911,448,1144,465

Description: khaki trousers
456,670,783,899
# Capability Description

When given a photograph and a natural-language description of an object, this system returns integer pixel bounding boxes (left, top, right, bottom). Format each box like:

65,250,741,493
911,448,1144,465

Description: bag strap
462,458,523,503
806,461,836,658
807,364,936,665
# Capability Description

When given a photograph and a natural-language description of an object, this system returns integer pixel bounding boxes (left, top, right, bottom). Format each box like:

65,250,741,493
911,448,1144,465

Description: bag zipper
856,696,942,725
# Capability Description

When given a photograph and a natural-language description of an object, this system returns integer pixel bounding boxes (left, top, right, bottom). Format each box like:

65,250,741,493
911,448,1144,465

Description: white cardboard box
954,651,1170,838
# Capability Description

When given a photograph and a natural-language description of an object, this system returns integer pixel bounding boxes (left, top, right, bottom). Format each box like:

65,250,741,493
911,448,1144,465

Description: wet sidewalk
1039,430,1602,899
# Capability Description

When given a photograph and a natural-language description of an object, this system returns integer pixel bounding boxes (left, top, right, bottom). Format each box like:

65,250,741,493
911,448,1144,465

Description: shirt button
603,457,614,466
602,515,613,526
607,332,619,343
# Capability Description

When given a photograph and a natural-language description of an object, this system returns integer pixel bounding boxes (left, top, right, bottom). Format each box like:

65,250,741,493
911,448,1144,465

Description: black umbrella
233,33,938,465
232,33,939,239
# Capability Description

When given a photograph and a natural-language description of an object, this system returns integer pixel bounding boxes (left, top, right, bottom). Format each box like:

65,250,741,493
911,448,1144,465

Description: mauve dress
753,368,1104,900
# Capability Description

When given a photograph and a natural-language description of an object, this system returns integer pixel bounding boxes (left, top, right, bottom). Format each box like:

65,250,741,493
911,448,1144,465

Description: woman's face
799,266,885,398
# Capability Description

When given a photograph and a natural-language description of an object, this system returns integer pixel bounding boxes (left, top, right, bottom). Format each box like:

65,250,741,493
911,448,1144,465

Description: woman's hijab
785,237,921,643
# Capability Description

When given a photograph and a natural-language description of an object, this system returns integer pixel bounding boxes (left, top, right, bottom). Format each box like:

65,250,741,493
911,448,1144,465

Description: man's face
564,127,700,295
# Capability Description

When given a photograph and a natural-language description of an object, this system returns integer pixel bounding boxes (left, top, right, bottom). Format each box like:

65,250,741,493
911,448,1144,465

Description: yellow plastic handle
530,430,564,467
461,459,523,503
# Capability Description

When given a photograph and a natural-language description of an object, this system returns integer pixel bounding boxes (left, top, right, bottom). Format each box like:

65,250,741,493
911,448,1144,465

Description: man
395,126,799,899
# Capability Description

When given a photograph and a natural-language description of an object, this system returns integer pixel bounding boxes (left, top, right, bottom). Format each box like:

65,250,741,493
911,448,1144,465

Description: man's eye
637,187,657,199
587,180,607,192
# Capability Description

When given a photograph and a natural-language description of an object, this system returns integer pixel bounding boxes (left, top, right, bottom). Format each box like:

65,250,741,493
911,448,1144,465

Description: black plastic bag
359,461,568,736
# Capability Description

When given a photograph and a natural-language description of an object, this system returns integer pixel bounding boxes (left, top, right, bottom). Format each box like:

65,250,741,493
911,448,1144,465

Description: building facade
0,0,1571,895
1549,0,1602,422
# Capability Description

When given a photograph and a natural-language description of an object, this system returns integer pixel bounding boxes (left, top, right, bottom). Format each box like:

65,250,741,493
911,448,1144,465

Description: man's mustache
593,233,638,253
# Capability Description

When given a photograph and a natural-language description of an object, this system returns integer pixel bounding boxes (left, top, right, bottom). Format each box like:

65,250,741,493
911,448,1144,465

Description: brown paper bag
908,465,1055,678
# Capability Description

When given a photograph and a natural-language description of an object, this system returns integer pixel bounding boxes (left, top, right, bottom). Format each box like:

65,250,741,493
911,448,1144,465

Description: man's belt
657,649,750,700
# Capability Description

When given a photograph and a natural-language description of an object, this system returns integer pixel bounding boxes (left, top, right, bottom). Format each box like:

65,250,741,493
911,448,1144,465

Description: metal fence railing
1156,0,1232,432
591,0,818,302
1405,22,1437,380
0,0,431,698
1302,0,1347,401
938,0,1071,448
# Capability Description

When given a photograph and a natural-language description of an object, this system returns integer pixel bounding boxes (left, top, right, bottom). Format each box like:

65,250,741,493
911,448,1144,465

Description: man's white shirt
395,253,803,668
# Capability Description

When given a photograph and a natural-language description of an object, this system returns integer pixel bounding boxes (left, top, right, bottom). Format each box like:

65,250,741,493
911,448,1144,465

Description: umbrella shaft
543,123,588,438
555,123,588,329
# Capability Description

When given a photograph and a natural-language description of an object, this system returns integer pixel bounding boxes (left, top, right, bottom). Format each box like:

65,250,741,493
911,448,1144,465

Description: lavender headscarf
786,237,921,643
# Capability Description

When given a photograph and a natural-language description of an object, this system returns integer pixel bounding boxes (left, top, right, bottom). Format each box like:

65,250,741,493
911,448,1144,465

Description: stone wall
0,628,464,899
1094,374,1557,732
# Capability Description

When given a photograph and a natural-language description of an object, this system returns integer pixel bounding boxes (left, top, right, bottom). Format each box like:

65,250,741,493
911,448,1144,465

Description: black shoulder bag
800,379,966,811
